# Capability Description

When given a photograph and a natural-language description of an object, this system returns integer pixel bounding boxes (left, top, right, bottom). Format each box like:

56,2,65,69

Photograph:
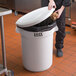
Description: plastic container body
16,26,58,72
16,6,58,72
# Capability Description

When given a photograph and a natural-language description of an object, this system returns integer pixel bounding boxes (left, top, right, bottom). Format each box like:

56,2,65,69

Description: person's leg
41,0,65,57
55,9,66,57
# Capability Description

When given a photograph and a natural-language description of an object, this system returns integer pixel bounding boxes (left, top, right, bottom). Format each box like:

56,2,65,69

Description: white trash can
16,6,58,72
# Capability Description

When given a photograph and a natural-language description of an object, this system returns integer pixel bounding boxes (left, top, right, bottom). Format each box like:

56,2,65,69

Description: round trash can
16,6,58,72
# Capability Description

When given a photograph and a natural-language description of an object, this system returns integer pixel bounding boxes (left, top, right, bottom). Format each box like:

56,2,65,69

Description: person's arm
55,5,65,18
55,0,71,19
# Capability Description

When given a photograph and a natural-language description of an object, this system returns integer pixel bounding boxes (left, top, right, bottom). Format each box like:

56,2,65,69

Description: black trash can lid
16,6,55,28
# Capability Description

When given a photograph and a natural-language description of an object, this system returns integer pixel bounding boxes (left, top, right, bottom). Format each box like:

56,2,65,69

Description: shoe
56,49,63,57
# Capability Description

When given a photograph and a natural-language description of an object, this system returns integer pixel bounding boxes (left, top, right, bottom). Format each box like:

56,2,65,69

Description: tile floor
0,12,76,76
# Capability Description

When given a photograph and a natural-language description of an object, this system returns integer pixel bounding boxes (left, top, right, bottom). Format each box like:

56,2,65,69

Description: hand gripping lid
16,6,55,27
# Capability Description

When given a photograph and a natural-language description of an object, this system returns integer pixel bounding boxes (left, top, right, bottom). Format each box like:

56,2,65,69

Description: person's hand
48,0,56,10
55,6,65,18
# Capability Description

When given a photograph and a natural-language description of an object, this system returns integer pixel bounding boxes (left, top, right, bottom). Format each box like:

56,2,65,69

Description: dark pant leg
55,9,66,49
41,0,66,49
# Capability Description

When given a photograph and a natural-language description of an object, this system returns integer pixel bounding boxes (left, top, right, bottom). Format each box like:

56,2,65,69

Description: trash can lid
16,6,55,28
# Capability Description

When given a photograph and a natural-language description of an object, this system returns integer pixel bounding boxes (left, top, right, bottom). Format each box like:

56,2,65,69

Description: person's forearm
60,5,65,11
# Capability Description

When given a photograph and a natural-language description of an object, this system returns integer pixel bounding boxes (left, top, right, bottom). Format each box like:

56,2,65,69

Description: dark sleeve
62,0,71,7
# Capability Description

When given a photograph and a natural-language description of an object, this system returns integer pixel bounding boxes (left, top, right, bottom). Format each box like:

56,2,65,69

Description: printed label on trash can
34,33,43,37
